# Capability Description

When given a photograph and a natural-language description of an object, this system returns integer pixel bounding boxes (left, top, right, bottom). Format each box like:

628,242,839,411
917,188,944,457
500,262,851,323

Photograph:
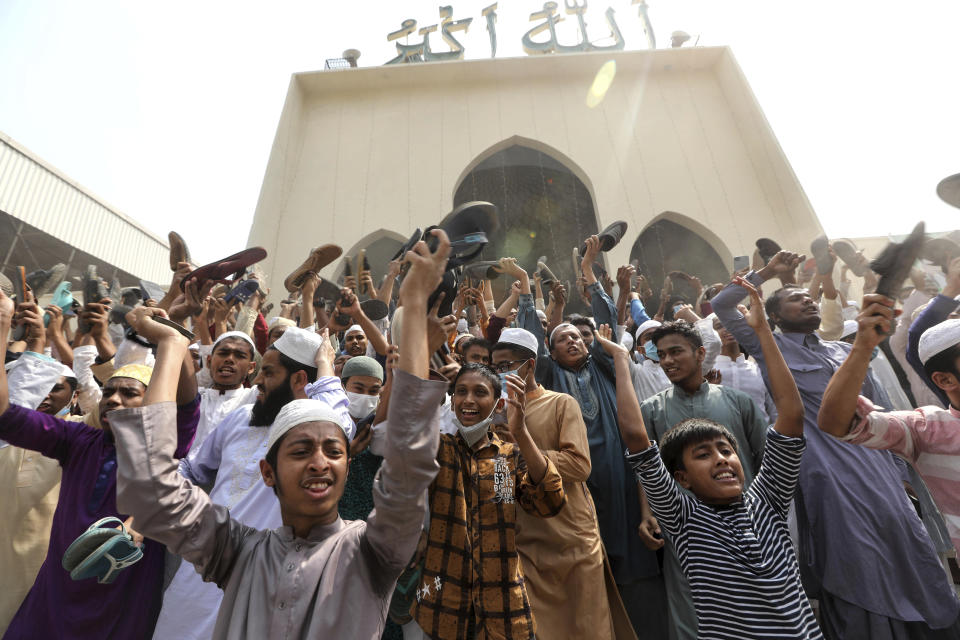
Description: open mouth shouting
301,476,334,500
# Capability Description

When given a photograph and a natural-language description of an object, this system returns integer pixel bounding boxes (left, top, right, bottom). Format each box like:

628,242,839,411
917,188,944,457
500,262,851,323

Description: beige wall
248,46,824,300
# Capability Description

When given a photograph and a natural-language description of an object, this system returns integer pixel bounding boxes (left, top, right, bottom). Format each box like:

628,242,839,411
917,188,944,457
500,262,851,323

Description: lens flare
586,60,616,108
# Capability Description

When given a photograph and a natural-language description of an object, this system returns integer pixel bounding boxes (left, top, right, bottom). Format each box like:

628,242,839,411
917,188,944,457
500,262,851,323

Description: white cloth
695,317,721,375
273,327,323,366
3,352,63,448
71,345,101,415
497,328,539,355
188,385,260,463
628,358,672,404
153,376,352,640
870,351,913,411
213,330,256,352
713,354,777,424
890,290,942,408
919,318,960,364
267,399,353,451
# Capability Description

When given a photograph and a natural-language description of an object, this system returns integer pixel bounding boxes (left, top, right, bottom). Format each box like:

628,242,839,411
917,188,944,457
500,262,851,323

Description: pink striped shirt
846,396,960,551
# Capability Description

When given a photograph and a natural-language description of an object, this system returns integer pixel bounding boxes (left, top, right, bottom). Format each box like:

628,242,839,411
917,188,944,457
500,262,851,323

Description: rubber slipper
580,220,628,256
168,231,191,271
463,261,501,281
62,517,143,584
871,222,926,300
224,279,261,305
810,235,834,275
181,247,267,291
360,299,389,321
755,238,782,265
283,244,343,292
832,239,866,277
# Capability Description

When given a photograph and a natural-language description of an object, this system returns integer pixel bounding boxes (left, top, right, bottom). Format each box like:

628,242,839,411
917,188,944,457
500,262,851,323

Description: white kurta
713,354,777,423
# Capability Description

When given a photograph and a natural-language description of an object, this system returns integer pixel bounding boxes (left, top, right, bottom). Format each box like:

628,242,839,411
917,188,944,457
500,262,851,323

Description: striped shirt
846,395,960,552
627,428,822,639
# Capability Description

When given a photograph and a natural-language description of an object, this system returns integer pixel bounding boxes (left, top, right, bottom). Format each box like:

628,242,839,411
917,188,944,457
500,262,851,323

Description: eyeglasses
491,359,527,373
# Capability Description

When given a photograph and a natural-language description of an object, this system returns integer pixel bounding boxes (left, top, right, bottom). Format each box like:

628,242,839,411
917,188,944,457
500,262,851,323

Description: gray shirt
112,370,444,640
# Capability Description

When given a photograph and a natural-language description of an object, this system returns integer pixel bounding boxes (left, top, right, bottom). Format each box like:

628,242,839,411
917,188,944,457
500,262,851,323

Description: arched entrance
630,215,730,316
453,142,601,310
331,229,407,287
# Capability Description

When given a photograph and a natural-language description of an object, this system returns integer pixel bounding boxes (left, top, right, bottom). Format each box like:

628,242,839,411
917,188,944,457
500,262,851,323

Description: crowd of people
1,217,960,640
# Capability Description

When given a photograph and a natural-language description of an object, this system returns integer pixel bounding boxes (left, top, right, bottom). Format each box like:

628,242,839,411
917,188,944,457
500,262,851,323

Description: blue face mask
643,340,660,362
497,370,519,389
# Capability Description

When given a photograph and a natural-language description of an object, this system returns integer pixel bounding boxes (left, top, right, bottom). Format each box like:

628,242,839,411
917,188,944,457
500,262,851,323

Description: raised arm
819,294,896,437
341,288,389,356
735,277,803,438
114,307,252,585
595,324,650,453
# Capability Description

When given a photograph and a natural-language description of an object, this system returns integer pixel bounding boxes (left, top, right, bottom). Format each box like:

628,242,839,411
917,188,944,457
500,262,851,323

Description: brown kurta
0,446,60,634
515,386,636,640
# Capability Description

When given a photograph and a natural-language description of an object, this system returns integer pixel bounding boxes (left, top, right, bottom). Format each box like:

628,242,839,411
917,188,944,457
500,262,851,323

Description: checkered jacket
412,431,565,640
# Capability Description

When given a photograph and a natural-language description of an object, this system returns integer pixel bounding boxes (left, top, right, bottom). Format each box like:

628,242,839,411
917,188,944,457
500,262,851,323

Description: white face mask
345,391,380,420
453,403,499,447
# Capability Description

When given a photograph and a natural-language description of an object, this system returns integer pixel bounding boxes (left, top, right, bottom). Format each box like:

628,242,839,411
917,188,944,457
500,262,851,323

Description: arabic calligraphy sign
384,0,656,64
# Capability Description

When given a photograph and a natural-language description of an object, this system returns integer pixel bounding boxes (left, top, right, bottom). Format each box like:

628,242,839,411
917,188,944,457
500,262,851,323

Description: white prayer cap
213,330,256,353
268,317,295,331
620,330,634,351
344,324,364,337
549,322,576,346
919,319,960,365
188,342,200,352
266,399,354,452
535,310,547,321
840,320,858,339
457,318,468,333
58,363,77,381
273,327,323,367
497,328,539,355
635,320,662,340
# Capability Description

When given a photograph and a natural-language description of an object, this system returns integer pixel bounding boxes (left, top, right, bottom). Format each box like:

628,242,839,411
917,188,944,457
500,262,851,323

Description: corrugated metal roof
0,131,170,283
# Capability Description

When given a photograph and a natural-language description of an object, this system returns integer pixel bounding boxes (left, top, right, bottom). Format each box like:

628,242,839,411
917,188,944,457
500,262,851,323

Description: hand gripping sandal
61,517,143,584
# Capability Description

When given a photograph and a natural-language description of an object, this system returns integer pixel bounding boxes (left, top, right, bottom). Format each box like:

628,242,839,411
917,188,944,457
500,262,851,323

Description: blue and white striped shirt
627,428,822,639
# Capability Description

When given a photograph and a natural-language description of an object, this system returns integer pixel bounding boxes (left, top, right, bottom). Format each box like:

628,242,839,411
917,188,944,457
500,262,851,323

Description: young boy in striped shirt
597,278,822,639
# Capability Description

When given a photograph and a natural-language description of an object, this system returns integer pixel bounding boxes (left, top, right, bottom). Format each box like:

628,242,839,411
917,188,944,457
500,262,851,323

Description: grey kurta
112,370,444,640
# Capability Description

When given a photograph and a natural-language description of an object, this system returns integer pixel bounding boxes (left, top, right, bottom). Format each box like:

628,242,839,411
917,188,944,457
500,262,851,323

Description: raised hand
128,307,185,345
733,276,768,332
638,515,664,551
580,235,601,271
399,229,451,305
502,373,527,441
855,293,897,344
594,323,627,358
314,328,336,377
759,250,804,283
616,265,635,291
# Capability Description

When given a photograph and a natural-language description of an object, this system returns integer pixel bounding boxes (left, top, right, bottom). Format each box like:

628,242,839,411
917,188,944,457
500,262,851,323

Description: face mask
454,404,498,448
345,391,380,420
643,341,660,362
55,405,71,418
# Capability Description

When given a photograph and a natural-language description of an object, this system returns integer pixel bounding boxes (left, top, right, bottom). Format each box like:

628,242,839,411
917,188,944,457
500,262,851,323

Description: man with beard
113,229,449,639
0,290,200,640
150,325,352,640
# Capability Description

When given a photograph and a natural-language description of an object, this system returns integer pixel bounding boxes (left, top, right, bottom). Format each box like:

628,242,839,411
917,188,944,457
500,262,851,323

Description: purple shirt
0,398,199,640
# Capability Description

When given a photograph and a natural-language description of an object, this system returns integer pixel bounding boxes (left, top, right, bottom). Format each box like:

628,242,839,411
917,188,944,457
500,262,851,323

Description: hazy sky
1,0,958,265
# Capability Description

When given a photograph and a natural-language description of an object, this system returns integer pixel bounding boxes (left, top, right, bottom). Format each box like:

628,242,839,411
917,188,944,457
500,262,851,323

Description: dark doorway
630,217,729,318
453,144,600,311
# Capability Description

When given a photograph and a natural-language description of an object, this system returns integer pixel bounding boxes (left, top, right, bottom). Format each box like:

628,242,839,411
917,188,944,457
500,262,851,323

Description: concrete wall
248,46,823,298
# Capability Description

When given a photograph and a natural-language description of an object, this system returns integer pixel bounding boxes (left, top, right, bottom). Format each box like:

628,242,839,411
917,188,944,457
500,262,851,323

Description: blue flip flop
61,517,143,584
